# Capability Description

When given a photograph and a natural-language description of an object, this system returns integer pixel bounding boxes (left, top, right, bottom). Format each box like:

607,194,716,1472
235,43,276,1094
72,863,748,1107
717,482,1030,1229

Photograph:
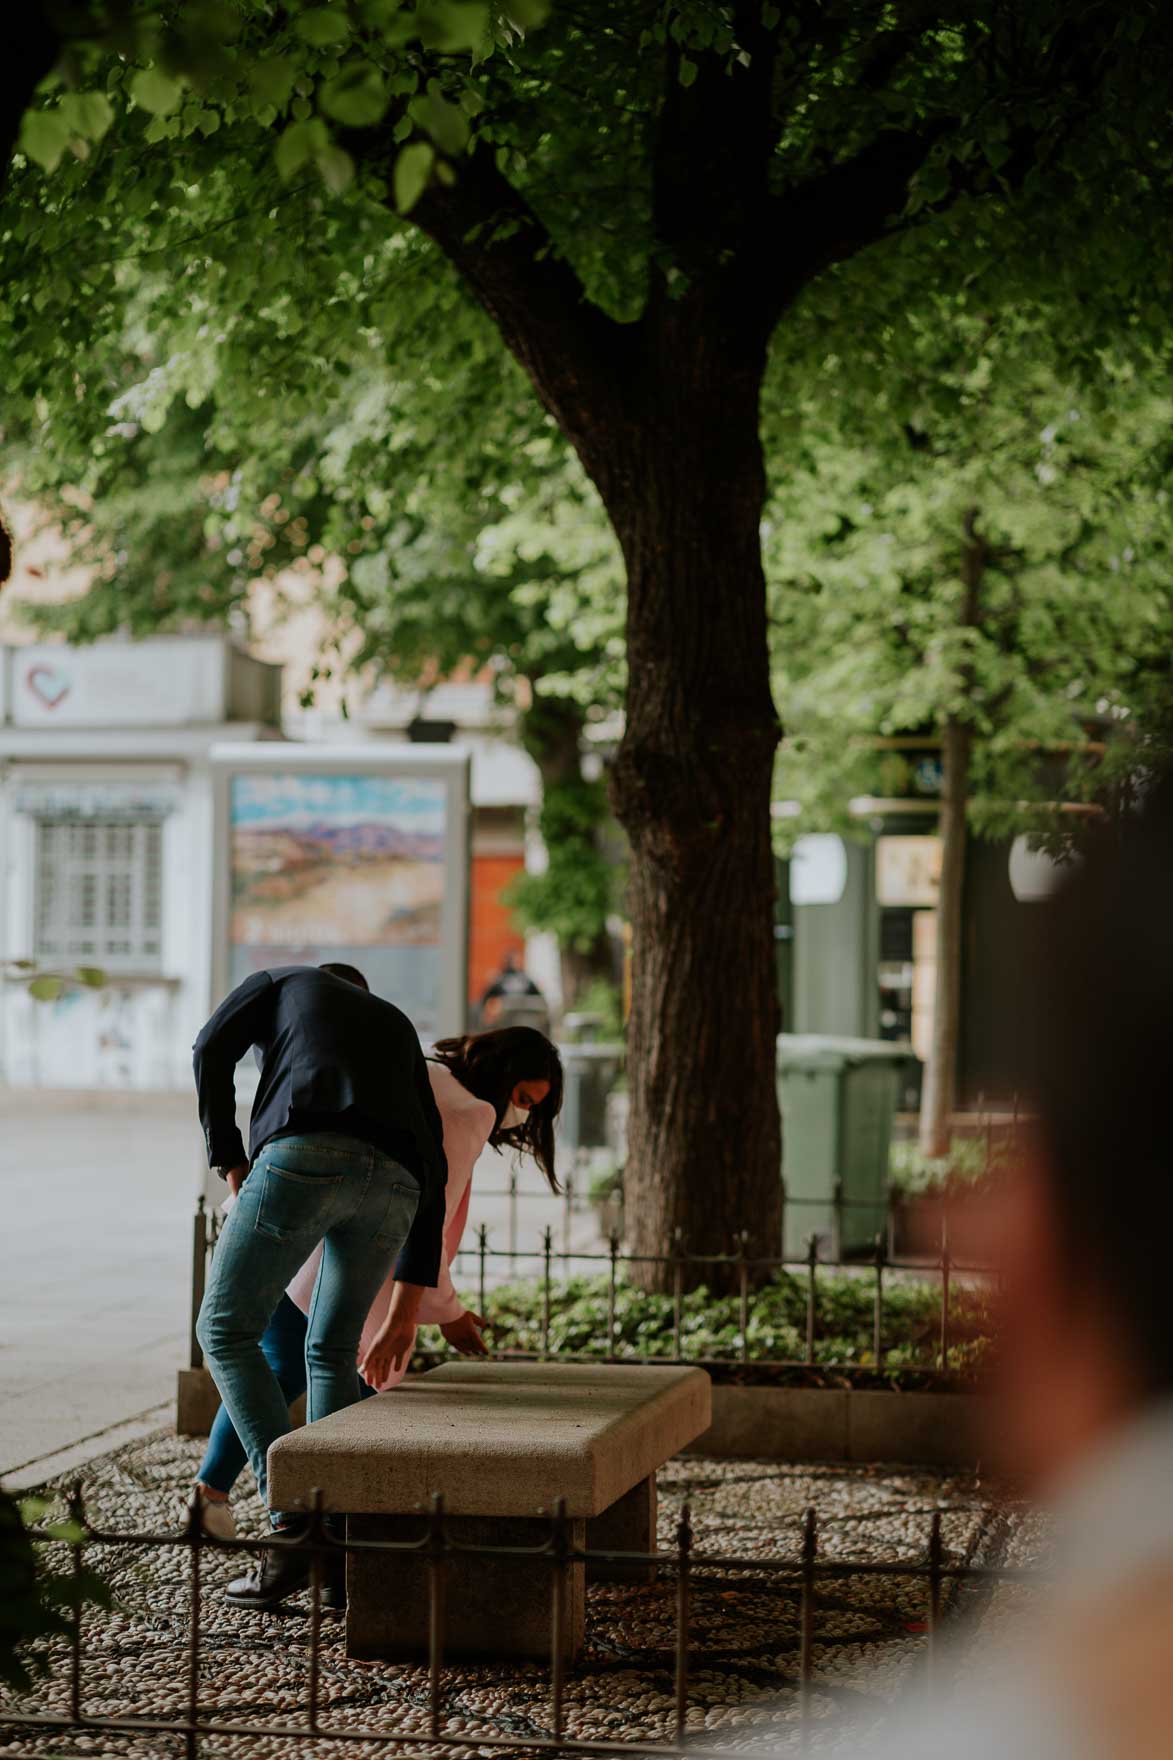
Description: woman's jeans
196,1294,376,1497
195,1133,419,1526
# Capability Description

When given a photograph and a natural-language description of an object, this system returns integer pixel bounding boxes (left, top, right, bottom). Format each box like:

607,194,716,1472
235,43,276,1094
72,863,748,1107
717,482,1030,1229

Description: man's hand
224,1165,248,1197
359,1318,417,1388
358,1281,424,1388
440,1311,490,1357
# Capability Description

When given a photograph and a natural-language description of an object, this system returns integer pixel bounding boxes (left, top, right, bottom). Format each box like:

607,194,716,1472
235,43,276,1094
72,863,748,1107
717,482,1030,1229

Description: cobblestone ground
0,1428,1038,1759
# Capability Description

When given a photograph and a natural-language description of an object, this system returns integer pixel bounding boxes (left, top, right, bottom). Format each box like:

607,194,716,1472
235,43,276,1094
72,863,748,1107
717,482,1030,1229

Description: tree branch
401,141,635,489
757,122,947,324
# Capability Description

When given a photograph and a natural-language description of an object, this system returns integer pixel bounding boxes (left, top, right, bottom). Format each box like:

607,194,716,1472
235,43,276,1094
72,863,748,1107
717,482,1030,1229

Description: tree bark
606,324,782,1291
919,511,985,1159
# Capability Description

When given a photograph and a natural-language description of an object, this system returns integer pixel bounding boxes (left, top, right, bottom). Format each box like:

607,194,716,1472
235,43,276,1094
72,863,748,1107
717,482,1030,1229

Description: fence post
306,1489,326,1737
737,1230,750,1364
477,1224,488,1336
926,1508,943,1688
541,1226,553,1360
672,1229,684,1361
189,1197,207,1371
779,1175,788,1266
799,1505,817,1744
832,1176,845,1262
674,1502,693,1746
185,1484,202,1760
509,1166,519,1260
427,1493,447,1740
938,1218,951,1372
563,1171,574,1271
68,1482,86,1725
805,1235,819,1366
608,1230,619,1358
549,1496,570,1740
872,1233,885,1366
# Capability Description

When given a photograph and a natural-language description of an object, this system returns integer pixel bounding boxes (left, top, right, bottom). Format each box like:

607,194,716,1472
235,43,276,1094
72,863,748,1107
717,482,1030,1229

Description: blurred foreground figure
860,775,1173,1760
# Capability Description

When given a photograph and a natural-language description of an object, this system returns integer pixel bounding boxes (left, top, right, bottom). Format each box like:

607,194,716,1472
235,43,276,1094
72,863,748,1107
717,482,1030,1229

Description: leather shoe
224,1532,312,1610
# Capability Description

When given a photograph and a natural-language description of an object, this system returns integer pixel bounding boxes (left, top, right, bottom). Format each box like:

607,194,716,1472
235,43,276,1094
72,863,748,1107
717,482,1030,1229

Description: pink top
284,1061,496,1391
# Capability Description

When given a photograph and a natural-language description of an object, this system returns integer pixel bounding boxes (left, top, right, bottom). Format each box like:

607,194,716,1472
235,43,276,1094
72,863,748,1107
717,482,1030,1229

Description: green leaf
130,68,184,116
275,118,328,178
28,976,65,1002
249,59,297,107
60,91,115,141
317,143,355,192
501,0,548,27
417,83,469,155
418,0,492,51
75,967,106,989
295,7,351,46
761,2,780,26
197,108,221,136
394,139,435,212
18,110,71,172
320,64,388,127
678,56,698,87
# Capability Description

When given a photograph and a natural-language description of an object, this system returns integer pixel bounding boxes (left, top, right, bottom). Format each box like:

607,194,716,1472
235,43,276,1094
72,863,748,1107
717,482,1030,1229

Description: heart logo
26,664,71,710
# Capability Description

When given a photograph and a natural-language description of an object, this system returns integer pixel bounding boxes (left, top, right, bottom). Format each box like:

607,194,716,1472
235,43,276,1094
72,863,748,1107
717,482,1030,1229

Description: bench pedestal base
586,1475,658,1583
346,1512,587,1662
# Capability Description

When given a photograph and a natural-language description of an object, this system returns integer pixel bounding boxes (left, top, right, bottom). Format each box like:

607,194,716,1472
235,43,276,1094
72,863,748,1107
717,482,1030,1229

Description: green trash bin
777,1035,916,1259
557,1042,624,1152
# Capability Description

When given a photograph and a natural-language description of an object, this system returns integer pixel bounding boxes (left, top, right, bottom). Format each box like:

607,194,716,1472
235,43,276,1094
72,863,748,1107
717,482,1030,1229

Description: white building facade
0,637,550,1092
0,636,281,1090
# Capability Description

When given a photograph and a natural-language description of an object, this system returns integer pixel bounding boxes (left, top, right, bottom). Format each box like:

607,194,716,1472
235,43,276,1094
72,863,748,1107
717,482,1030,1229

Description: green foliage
0,1489,112,1693
765,300,1173,845
507,775,615,951
466,1269,993,1374
2,962,107,1001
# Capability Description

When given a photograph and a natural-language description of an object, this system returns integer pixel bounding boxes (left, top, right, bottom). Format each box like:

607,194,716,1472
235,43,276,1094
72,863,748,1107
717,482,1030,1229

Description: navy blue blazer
193,965,448,1287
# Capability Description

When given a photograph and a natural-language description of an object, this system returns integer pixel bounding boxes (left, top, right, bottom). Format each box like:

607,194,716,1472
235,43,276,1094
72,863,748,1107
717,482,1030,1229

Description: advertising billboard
211,744,470,1044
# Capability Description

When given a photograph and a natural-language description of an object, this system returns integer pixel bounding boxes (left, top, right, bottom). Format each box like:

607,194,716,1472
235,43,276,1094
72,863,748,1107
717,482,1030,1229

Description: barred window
35,816,164,972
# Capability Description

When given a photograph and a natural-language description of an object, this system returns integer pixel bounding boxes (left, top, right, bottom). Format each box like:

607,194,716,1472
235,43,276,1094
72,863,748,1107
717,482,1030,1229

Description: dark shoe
224,1533,312,1610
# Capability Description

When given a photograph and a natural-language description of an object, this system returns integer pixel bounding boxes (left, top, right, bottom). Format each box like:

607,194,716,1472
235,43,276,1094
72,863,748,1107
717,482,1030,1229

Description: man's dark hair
1027,773,1173,1390
318,962,370,991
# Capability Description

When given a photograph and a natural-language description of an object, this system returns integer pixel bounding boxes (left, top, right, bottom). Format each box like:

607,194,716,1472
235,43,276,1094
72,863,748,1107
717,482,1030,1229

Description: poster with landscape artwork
228,771,448,1035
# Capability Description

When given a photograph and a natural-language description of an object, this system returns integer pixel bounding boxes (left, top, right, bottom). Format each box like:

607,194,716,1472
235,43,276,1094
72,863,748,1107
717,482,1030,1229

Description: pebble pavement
0,1429,1039,1759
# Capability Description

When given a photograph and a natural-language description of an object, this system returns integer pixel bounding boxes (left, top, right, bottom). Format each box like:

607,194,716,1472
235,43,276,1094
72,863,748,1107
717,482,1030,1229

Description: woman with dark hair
191,1025,562,1540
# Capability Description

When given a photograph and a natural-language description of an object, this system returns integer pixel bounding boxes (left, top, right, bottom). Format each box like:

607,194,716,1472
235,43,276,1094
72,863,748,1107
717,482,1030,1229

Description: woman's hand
440,1311,490,1357
358,1318,417,1388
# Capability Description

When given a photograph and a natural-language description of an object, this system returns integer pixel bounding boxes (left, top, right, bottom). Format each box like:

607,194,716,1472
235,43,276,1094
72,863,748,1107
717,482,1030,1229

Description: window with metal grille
34,816,164,972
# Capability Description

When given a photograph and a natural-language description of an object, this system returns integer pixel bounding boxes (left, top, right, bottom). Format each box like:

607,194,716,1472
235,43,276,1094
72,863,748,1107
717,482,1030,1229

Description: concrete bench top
268,1362,711,1519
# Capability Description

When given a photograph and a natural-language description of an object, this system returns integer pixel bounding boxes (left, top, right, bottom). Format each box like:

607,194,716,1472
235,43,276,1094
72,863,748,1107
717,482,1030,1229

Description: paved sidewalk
0,1090,203,1481
0,1090,605,1481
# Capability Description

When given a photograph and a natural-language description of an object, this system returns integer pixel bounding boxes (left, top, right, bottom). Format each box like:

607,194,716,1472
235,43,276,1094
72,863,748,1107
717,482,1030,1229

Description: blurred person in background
855,772,1173,1760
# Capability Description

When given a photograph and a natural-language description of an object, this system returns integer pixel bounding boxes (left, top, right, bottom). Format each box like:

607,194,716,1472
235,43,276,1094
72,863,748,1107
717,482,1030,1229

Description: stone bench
267,1361,711,1661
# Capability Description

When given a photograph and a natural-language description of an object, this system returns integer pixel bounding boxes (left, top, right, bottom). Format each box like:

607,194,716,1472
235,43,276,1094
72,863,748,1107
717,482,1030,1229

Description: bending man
193,962,446,1607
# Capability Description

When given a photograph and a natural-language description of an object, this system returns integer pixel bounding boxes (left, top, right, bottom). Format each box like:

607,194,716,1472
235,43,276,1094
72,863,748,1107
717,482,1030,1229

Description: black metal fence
188,1193,994,1384
0,1486,1036,1759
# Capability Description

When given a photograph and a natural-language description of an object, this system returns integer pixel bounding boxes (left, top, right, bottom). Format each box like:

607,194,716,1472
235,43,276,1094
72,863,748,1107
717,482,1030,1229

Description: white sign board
876,835,942,908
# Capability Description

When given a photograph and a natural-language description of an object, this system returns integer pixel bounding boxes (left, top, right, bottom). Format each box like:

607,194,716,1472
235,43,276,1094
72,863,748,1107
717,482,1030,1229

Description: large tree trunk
607,337,782,1291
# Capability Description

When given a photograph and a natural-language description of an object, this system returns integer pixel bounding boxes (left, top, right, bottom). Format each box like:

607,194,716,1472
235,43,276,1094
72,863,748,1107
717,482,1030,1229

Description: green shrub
468,1269,993,1373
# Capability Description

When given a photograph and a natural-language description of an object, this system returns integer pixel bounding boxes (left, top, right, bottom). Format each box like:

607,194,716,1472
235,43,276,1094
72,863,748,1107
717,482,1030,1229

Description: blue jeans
196,1133,419,1525
196,1295,376,1496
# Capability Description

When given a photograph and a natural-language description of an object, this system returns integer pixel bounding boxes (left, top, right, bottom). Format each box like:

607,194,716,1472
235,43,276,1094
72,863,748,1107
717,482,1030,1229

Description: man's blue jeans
196,1295,375,1497
196,1133,419,1525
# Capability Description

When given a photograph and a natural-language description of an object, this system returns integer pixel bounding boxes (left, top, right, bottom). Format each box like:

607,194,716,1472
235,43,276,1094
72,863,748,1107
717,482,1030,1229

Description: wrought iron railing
0,1486,1035,1759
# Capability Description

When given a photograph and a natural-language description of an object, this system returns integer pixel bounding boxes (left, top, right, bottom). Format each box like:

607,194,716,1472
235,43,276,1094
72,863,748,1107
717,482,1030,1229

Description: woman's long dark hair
432,1027,563,1192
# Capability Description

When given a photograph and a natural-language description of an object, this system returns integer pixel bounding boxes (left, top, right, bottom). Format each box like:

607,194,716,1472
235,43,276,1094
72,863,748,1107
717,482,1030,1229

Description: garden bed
465,1268,993,1385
